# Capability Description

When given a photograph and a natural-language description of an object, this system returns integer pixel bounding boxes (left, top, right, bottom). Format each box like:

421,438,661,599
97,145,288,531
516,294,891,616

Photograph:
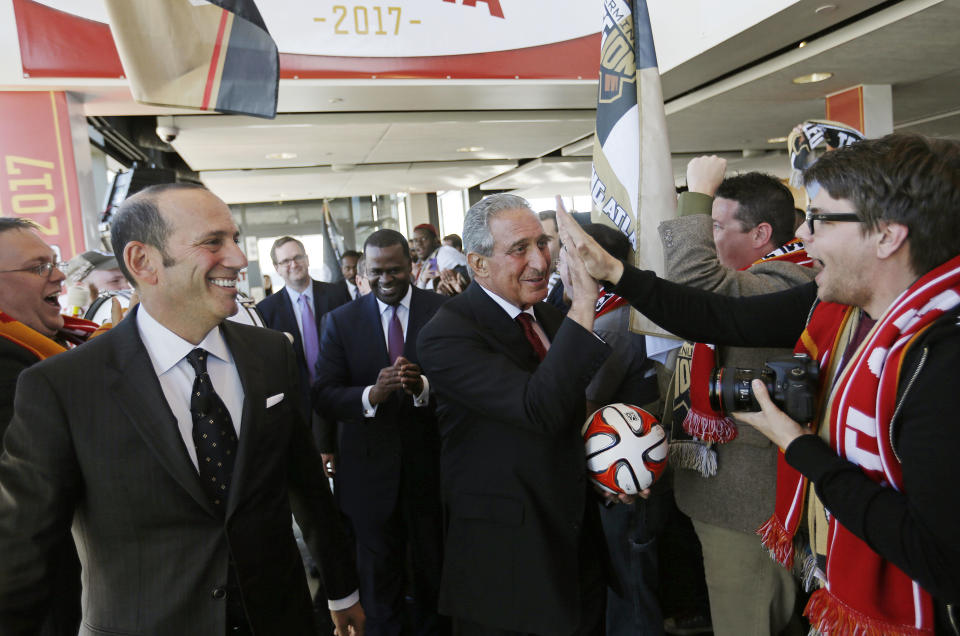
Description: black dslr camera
709,353,819,423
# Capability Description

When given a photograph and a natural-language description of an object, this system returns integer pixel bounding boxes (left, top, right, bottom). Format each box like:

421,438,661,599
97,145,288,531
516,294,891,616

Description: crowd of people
0,132,957,636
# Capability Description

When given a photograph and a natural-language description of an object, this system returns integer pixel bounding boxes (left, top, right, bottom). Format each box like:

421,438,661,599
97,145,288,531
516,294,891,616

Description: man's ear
753,222,773,248
124,241,159,287
876,222,910,260
467,252,486,279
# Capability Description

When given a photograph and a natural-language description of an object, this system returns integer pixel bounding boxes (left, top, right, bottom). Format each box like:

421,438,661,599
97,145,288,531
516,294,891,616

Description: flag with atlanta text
104,0,278,118
591,0,676,335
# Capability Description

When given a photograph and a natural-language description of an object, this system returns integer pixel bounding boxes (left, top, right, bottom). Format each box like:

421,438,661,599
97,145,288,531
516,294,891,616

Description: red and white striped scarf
757,253,960,635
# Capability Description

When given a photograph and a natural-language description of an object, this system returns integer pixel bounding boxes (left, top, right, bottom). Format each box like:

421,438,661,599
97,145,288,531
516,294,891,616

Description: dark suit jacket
0,309,357,636
313,287,446,532
257,279,350,450
417,283,610,635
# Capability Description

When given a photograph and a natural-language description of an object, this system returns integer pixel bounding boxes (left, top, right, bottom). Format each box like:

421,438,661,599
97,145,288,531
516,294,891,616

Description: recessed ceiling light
767,136,789,144
792,72,833,84
265,152,297,160
815,4,837,14
328,97,344,104
798,40,808,49
456,146,484,152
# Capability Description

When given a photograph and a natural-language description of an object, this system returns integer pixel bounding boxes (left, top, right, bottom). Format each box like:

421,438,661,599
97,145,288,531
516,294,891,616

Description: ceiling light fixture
265,152,297,160
815,4,837,14
792,71,833,84
456,146,484,152
798,40,808,48
767,136,788,144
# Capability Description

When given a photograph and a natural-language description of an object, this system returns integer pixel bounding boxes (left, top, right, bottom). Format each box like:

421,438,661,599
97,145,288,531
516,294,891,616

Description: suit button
212,587,227,600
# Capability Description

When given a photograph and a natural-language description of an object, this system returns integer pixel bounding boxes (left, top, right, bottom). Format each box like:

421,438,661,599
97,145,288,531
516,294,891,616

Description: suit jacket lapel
363,293,390,368
106,311,215,516
465,283,539,371
220,322,263,518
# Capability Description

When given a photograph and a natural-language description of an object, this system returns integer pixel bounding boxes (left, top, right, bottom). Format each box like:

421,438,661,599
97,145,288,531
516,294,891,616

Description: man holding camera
658,160,816,636
559,134,960,635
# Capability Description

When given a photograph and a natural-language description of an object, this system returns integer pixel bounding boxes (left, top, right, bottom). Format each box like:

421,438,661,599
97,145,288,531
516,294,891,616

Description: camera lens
709,367,771,414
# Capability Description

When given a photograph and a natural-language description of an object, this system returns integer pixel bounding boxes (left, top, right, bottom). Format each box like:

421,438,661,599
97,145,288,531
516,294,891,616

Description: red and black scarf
757,254,960,635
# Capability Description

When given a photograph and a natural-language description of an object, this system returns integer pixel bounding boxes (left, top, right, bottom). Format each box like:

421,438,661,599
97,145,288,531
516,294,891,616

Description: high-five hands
554,198,625,285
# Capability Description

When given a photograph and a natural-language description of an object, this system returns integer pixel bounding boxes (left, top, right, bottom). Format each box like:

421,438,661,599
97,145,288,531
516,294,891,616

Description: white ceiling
66,0,960,204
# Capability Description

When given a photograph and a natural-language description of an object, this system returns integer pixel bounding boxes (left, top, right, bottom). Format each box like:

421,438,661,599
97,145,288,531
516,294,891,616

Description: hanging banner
104,0,279,118
0,91,87,260
591,0,676,335
16,0,599,80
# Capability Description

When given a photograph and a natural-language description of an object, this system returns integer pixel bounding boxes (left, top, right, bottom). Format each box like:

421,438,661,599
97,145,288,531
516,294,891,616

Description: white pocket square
266,393,284,408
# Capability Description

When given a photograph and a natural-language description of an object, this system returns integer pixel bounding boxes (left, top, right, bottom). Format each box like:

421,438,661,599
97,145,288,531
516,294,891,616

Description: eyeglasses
276,254,306,268
805,209,862,235
0,261,66,277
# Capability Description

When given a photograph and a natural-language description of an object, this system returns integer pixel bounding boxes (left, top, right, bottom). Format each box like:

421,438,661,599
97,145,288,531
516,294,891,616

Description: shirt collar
284,283,312,306
137,305,231,375
478,284,535,320
375,284,413,316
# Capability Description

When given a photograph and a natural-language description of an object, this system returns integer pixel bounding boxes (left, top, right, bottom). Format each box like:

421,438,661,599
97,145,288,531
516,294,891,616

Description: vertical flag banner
591,0,676,335
322,201,346,283
103,0,279,118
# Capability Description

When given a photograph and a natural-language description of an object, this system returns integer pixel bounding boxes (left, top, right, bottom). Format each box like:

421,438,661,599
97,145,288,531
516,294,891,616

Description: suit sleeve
282,335,359,601
659,214,817,297
0,367,82,635
313,311,367,422
418,311,610,436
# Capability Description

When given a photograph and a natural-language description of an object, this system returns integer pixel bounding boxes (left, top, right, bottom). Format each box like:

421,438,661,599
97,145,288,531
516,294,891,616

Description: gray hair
462,193,532,257
0,217,38,235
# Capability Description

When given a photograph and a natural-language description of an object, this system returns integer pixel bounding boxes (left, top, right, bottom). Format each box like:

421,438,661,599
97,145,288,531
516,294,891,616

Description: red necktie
516,313,547,362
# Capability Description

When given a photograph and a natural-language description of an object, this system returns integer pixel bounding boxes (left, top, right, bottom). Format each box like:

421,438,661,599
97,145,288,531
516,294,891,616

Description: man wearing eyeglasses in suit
0,217,88,636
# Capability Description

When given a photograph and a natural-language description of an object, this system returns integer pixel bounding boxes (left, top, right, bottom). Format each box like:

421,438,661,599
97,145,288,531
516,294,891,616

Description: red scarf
681,240,814,443
0,309,102,359
757,254,960,635
595,288,628,318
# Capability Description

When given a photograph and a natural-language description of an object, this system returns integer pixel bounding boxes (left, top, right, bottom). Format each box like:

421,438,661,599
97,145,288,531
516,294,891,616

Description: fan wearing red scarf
558,134,960,636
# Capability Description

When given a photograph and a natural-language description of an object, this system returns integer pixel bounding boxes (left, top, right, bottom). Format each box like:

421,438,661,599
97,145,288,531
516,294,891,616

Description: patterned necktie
388,304,404,364
516,313,547,362
298,294,320,383
185,348,238,512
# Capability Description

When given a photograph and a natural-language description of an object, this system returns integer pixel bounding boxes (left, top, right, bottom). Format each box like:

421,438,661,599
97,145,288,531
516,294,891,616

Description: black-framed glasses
0,261,66,277
805,209,862,235
276,254,306,268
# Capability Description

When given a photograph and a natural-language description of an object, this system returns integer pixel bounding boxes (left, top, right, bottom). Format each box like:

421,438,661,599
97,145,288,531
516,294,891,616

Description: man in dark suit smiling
0,184,363,635
315,229,447,636
418,194,611,636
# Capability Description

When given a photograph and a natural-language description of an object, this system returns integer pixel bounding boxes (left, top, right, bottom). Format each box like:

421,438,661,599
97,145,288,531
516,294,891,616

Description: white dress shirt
137,306,360,611
345,281,359,300
360,285,430,416
479,284,552,353
136,306,244,471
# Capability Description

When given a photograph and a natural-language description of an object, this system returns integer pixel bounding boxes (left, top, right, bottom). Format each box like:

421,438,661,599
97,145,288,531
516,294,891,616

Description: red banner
0,92,87,260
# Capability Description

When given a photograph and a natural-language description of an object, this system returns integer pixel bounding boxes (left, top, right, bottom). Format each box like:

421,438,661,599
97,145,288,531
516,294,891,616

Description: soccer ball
582,403,668,494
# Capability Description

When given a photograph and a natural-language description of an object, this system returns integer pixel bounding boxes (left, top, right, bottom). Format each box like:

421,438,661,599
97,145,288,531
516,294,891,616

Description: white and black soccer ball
582,403,668,494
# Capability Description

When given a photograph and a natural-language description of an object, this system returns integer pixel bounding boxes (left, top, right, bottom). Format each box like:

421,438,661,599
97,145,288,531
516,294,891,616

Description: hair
537,210,557,226
462,193,532,257
110,183,204,284
269,236,305,266
582,223,631,261
0,217,38,235
413,223,439,239
715,173,797,248
341,249,361,263
442,233,462,251
804,133,960,276
364,228,410,260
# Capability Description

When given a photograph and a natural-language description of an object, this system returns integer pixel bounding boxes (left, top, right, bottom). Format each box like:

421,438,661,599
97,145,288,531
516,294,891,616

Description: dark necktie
388,305,404,364
185,348,238,512
298,294,320,384
516,313,547,362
